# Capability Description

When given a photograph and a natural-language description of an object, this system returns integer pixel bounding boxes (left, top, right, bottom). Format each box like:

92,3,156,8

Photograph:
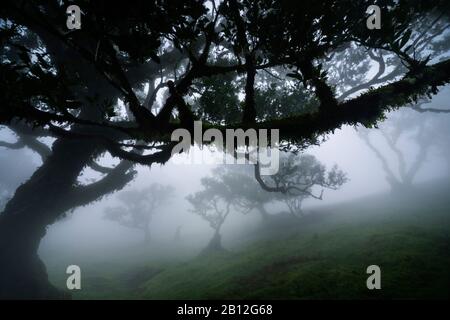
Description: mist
1,1,450,300
0,86,448,296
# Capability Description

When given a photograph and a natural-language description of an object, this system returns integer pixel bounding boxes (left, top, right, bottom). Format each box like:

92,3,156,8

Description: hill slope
63,180,450,299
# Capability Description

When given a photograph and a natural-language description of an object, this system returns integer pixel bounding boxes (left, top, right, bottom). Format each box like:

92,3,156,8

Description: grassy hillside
55,181,450,299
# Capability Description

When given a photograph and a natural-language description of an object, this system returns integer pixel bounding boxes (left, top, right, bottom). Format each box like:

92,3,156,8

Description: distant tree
187,153,347,252
254,154,347,217
187,188,231,253
321,13,450,192
357,110,435,191
2,0,450,298
104,184,174,243
275,154,346,216
174,225,183,242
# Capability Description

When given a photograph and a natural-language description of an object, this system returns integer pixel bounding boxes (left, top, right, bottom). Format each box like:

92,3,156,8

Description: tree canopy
187,153,347,251
1,0,450,167
104,183,174,243
1,0,450,299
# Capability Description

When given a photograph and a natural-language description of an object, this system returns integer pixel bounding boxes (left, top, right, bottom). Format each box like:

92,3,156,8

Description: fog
1,2,450,298
1,88,449,282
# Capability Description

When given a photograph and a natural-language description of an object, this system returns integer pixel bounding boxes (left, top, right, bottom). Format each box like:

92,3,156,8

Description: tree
104,184,174,244
1,0,450,298
187,188,231,253
187,153,346,252
356,109,436,191
214,154,347,219
263,154,348,217
320,12,450,192
0,1,188,298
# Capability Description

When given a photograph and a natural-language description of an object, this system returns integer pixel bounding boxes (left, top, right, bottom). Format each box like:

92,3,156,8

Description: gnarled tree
357,110,435,191
104,184,174,244
187,153,346,252
1,0,450,298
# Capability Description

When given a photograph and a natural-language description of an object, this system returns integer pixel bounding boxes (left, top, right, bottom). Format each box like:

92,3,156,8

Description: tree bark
0,137,100,299
0,9,153,298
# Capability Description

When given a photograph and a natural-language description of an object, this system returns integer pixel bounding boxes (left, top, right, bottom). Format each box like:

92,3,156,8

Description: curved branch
0,139,24,150
380,129,407,182
254,163,287,193
262,58,450,142
254,163,324,198
0,133,50,162
104,141,176,166
69,160,136,208
358,130,399,186
410,105,450,113
18,135,51,162
88,161,114,174
338,49,388,101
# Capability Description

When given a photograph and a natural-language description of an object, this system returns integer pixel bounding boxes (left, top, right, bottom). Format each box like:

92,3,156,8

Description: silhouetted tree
265,154,347,217
211,154,347,219
174,225,183,242
322,12,450,192
187,153,346,252
187,188,231,253
104,184,174,243
357,110,435,191
1,0,450,298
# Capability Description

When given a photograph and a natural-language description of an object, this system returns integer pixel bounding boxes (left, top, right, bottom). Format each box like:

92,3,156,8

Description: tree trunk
257,204,270,221
201,230,225,255
0,14,144,298
174,226,182,242
0,137,100,299
386,174,414,195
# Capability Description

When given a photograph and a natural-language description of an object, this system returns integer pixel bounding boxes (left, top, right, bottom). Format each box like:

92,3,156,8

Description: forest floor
47,180,450,299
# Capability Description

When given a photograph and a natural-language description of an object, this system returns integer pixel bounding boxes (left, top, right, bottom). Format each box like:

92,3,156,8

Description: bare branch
410,105,450,113
88,161,114,174
0,139,24,150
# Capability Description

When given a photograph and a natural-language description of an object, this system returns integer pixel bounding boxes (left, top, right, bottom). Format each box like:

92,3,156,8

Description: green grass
50,181,450,299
